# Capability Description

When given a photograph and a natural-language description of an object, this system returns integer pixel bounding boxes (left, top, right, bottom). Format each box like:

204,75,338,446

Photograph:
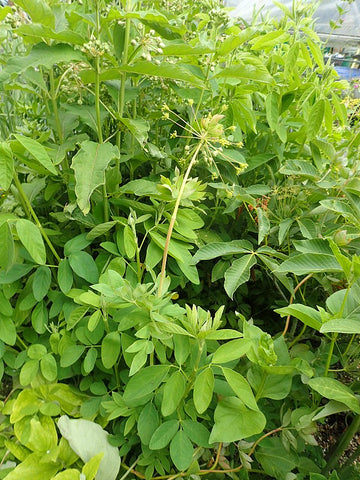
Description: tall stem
323,414,360,475
116,8,131,154
13,171,61,263
157,141,203,296
94,5,109,223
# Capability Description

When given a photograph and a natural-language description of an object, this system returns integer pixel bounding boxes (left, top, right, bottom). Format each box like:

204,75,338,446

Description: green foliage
0,0,359,479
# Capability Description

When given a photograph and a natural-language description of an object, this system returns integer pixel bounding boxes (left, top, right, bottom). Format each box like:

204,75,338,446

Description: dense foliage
0,0,359,479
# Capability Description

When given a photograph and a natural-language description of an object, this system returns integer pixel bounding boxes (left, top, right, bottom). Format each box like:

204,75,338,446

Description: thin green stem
323,414,360,475
343,333,356,357
13,171,61,263
324,333,338,376
157,141,203,296
49,69,64,145
117,13,131,154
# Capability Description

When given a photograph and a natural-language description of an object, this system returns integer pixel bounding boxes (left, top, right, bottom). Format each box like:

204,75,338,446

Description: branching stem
157,141,203,296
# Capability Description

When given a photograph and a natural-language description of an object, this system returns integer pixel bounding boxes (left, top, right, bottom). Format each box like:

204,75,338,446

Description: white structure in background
226,0,360,47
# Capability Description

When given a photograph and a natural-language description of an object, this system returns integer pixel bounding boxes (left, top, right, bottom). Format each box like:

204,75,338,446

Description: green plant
0,0,360,479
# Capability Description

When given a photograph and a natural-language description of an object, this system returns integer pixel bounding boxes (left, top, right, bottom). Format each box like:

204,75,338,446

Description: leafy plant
0,0,359,479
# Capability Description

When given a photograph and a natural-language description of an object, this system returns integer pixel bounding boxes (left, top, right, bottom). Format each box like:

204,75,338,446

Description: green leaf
57,416,120,480
28,343,47,360
20,359,39,385
138,403,159,445
123,225,137,259
31,301,48,334
2,452,58,480
60,345,86,368
308,377,360,414
222,367,259,411
0,43,85,83
0,316,16,345
265,92,279,131
256,208,270,244
71,140,119,215
83,347,97,374
251,30,290,50
216,62,273,84
149,420,179,450
40,354,57,382
320,318,360,334
212,338,251,364
255,438,298,478
276,253,341,275
123,365,170,405
224,254,257,298
170,430,193,471
119,118,149,145
0,222,15,270
193,367,214,414
119,62,204,87
68,251,99,284
14,0,55,27
58,258,73,294
82,453,103,480
275,304,322,331
205,329,243,340
307,99,325,140
14,135,57,175
210,396,266,443
182,420,211,448
0,141,13,190
101,332,121,369
16,219,46,265
161,370,186,416
32,266,51,301
193,240,252,263
51,470,80,480
86,221,117,241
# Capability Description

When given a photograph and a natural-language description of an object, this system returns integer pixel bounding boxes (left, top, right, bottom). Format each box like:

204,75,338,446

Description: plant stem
282,273,313,336
157,141,203,296
49,69,64,145
13,171,61,263
116,6,131,154
324,332,338,376
323,414,360,475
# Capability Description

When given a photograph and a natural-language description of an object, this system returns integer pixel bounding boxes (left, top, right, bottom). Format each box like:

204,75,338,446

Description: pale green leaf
57,416,120,480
